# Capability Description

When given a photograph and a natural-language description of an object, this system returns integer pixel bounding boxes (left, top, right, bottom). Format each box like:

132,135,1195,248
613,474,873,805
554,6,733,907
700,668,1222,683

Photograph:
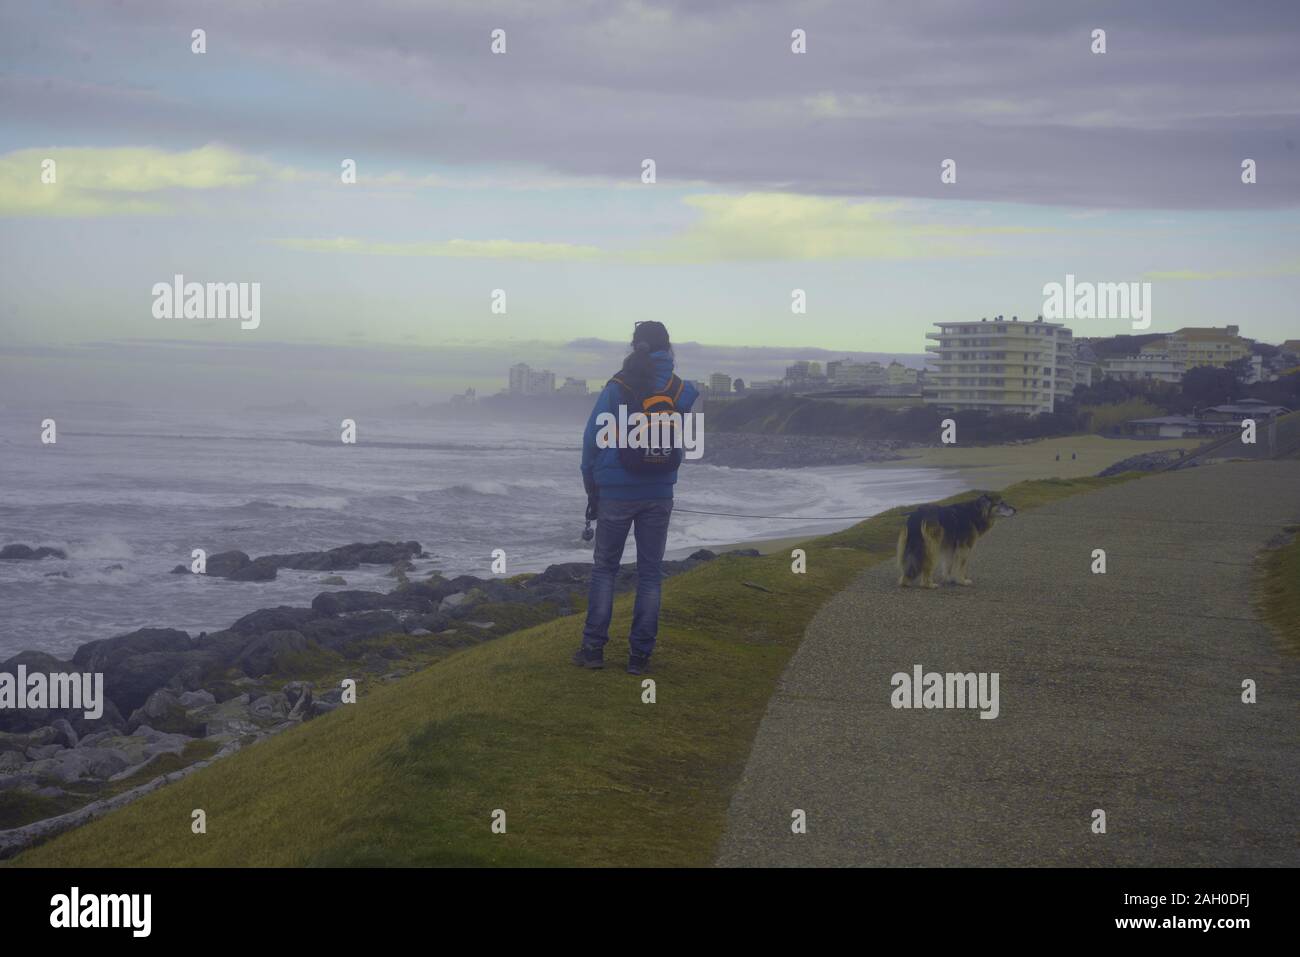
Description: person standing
573,321,699,675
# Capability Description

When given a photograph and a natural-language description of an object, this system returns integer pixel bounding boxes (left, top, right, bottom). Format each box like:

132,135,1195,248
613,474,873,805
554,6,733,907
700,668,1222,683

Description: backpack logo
595,375,704,472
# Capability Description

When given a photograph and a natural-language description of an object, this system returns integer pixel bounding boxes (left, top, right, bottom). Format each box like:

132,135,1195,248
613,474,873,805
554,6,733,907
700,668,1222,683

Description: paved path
717,461,1300,866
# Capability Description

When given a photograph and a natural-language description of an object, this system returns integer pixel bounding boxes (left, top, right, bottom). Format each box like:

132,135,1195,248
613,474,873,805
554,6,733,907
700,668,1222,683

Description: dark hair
619,321,671,396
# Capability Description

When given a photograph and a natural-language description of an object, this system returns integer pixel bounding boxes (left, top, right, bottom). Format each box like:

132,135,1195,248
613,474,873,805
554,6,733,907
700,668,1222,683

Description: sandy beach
706,435,1195,555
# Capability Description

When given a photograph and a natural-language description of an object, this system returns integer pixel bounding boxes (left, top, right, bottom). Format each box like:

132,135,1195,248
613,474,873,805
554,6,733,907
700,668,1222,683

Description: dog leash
672,506,1291,529
672,506,876,520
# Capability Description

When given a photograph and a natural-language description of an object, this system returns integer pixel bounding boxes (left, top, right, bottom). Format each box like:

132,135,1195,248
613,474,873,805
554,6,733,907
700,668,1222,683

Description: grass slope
10,476,1135,867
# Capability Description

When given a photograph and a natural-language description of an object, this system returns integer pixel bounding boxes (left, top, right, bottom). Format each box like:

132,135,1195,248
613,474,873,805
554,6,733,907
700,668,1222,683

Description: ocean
0,406,968,659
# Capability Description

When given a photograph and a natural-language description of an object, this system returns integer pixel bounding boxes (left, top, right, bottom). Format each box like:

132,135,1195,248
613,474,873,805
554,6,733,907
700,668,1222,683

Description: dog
896,493,1017,588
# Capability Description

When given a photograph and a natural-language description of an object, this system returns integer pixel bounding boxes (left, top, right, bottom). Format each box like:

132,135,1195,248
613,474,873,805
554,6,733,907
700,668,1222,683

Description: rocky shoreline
0,539,757,856
701,432,913,469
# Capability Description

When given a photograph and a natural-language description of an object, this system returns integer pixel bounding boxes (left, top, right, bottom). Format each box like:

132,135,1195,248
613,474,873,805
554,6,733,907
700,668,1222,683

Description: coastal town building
887,360,919,386
924,316,1075,415
783,359,827,391
1124,399,1292,438
1140,325,1250,370
508,363,557,396
556,377,589,396
1100,353,1183,383
821,358,889,389
709,373,733,395
1071,342,1099,387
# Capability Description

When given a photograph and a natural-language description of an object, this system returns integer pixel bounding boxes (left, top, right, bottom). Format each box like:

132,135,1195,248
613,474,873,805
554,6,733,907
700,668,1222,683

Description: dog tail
897,509,928,580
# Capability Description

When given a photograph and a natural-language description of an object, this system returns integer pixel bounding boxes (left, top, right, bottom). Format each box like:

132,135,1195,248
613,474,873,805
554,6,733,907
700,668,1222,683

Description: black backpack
608,373,687,474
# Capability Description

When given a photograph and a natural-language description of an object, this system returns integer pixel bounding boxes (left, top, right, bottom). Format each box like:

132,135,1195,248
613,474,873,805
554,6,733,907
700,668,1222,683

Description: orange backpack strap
669,375,685,402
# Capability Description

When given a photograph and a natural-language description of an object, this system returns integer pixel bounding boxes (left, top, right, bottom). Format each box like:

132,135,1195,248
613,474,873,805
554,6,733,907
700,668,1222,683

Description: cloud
0,144,280,217
272,236,603,261
273,193,1029,265
1144,262,1300,281
6,1,1298,209
631,193,1031,262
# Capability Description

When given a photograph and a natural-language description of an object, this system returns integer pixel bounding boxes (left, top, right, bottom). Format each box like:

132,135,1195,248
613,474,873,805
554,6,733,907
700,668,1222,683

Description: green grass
8,474,1138,868
1259,524,1300,654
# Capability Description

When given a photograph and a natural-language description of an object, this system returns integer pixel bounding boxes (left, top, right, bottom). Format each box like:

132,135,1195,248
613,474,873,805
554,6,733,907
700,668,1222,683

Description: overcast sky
1,0,1297,407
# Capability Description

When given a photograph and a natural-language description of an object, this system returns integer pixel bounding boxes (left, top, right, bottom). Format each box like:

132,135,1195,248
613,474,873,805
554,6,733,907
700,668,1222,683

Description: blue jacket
580,350,700,501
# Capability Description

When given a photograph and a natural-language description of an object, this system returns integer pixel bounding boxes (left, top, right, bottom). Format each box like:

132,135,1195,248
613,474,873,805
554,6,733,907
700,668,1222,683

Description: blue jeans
582,498,674,658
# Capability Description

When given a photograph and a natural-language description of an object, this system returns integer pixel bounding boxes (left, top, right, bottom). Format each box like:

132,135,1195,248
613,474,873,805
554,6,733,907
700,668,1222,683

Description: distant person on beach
573,321,699,675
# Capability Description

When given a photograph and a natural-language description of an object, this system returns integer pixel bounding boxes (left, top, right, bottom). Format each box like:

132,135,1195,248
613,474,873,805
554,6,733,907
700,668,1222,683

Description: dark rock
722,548,761,558
177,690,216,708
102,650,202,715
312,590,388,616
259,540,423,572
69,699,125,737
58,628,225,718
523,562,592,587
406,612,451,633
0,652,76,733
127,689,205,735
194,630,250,664
301,612,404,656
237,630,312,677
0,544,68,561
3,650,72,674
249,693,289,720
0,727,59,751
205,550,252,577
170,564,189,574
228,558,278,582
311,586,438,617
399,577,461,602
0,750,25,773
72,628,191,673
51,719,79,748
228,606,319,637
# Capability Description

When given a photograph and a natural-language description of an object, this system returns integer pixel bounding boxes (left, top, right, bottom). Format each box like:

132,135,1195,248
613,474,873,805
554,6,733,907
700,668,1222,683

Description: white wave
67,533,135,560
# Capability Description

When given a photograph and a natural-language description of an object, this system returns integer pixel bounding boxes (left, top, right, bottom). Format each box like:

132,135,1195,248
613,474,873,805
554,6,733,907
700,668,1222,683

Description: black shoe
571,647,604,670
627,654,652,675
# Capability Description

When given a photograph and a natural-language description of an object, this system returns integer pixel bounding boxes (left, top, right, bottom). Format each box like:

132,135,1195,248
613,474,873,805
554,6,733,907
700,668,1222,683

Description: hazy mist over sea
0,402,967,658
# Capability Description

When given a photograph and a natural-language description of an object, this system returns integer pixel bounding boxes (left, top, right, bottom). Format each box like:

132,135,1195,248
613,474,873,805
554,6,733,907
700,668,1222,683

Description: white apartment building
508,362,557,395
924,317,1074,415
829,360,888,388
1100,354,1182,383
